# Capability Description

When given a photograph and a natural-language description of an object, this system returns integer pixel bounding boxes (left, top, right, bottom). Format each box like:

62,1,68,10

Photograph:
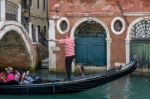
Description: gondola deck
0,59,137,94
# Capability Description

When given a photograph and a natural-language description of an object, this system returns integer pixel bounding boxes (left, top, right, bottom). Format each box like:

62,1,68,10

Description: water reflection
1,75,150,99
127,75,150,99
106,76,130,99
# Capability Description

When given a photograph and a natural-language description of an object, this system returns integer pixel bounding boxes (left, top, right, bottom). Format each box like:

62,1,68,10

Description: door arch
126,17,150,69
71,17,111,68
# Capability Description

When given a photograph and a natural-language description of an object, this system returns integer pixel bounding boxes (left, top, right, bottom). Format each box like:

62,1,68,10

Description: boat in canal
0,58,137,94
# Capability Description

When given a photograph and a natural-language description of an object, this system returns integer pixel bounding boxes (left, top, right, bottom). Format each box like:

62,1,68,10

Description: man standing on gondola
50,33,85,80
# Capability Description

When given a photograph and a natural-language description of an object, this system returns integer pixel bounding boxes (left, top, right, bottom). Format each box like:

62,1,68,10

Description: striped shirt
59,38,75,57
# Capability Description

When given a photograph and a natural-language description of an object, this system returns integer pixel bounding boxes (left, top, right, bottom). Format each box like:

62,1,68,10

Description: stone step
40,64,48,69
42,58,49,62
42,63,49,66
41,58,49,69
42,61,49,64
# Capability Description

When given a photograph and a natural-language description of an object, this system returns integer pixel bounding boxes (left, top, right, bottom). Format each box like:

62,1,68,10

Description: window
22,0,28,9
111,17,125,35
57,17,70,34
32,24,34,33
130,20,150,39
38,25,40,33
75,20,106,37
114,20,123,32
30,0,32,7
37,0,40,9
44,26,46,36
32,24,36,42
43,0,46,11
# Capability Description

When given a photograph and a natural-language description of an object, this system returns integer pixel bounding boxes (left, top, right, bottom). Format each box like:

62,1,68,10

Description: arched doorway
130,19,150,69
74,20,107,67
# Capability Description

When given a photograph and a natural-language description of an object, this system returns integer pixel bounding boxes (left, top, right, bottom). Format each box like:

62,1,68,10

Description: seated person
21,71,34,85
14,69,21,83
5,67,15,82
0,72,6,83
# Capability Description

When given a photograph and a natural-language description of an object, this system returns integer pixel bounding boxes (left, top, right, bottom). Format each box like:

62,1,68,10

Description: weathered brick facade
48,0,150,72
0,31,30,69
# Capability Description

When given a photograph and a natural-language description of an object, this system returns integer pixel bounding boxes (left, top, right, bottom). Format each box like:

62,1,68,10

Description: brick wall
0,31,30,69
48,0,150,71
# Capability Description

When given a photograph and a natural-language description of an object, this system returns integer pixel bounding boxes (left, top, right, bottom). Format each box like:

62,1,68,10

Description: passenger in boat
20,71,26,84
21,71,34,85
0,72,6,83
14,69,21,83
5,67,15,82
50,33,85,80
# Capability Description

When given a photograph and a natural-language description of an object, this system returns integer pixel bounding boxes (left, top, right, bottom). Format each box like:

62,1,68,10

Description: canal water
1,75,150,99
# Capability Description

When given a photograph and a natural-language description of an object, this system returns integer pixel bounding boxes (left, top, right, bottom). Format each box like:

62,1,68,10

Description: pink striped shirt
59,38,75,57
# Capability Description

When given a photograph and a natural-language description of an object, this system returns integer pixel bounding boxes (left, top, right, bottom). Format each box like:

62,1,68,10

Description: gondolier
50,33,85,80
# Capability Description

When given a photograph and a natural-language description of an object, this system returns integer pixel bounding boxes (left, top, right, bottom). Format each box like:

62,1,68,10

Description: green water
1,75,150,99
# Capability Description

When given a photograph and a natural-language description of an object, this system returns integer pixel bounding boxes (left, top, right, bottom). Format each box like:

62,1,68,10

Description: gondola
0,58,137,94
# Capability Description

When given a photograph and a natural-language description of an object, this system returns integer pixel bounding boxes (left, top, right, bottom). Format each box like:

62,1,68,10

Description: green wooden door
130,40,150,69
75,37,106,67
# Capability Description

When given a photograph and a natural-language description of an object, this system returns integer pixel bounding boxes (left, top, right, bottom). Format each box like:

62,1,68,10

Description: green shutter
75,37,106,67
130,40,150,69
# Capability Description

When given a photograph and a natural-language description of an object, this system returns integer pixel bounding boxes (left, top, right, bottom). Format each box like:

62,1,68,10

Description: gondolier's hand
49,39,53,41
49,39,57,42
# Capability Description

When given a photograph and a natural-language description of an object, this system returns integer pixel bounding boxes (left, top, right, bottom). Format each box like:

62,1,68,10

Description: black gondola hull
0,60,137,94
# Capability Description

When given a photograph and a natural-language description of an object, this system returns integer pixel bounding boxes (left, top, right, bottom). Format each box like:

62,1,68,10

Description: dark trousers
65,55,75,80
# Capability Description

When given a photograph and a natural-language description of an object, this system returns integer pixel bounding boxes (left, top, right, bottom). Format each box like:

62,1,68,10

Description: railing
38,32,48,49
0,0,21,22
30,27,48,48
0,0,48,49
6,1,19,21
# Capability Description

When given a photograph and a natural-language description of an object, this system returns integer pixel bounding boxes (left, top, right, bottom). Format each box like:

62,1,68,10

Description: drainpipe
0,0,6,21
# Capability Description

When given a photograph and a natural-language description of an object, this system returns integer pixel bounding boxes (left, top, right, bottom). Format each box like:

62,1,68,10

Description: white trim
70,17,111,70
56,17,70,34
126,17,145,63
48,20,57,70
18,5,22,23
35,27,39,43
111,17,125,35
29,22,33,41
0,0,6,21
124,12,150,16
